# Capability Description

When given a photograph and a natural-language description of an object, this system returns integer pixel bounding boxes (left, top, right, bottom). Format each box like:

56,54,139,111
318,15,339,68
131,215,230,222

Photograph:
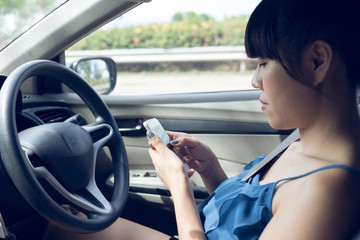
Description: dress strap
275,164,360,185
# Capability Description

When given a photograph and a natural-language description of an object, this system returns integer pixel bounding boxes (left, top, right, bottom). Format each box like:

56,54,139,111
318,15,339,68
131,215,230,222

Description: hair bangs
245,0,281,61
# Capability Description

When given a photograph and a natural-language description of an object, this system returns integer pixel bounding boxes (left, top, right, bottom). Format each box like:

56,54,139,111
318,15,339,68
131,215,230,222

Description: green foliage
70,12,249,50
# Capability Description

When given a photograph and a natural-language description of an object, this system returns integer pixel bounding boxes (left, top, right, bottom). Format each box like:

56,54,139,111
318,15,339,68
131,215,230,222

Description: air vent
35,108,72,123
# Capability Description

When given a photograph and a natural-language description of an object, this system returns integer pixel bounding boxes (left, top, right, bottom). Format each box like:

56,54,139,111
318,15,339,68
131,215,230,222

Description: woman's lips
260,99,268,111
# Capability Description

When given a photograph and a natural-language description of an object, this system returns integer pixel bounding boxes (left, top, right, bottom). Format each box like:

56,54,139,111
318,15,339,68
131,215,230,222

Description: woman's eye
258,62,267,68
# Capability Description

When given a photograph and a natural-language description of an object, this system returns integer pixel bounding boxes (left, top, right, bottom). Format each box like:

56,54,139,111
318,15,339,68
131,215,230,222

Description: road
111,71,255,95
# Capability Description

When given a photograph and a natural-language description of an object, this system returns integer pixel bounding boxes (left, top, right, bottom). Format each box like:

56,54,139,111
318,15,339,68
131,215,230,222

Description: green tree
172,12,184,22
70,12,249,50
185,12,215,24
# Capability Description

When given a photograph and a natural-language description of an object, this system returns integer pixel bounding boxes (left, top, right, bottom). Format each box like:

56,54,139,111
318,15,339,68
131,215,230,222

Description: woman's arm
197,157,228,194
167,131,228,193
169,170,206,240
147,131,206,239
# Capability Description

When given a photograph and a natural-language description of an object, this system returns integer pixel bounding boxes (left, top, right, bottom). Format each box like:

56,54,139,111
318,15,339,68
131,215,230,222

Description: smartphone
143,118,171,146
143,118,189,171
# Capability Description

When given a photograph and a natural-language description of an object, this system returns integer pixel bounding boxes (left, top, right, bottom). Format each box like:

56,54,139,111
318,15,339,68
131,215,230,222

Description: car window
0,0,68,52
66,0,261,95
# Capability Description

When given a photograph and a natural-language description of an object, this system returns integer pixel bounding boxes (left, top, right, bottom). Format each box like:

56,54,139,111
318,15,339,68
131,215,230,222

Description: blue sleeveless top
197,155,360,240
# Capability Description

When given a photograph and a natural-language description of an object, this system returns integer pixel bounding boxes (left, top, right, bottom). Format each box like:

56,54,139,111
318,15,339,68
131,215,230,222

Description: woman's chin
268,120,296,131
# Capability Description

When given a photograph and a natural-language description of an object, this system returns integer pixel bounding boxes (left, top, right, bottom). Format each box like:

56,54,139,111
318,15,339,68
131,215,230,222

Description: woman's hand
167,131,228,193
166,131,218,176
147,130,188,191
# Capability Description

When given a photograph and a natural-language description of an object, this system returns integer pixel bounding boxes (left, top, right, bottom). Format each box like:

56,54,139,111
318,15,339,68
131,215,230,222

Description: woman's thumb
147,130,166,150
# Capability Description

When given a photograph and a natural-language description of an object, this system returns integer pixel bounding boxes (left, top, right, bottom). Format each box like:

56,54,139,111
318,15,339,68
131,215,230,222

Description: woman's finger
146,130,168,152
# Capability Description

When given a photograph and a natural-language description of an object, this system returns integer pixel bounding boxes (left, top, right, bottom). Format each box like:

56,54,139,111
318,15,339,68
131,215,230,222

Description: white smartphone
143,118,189,171
143,118,171,146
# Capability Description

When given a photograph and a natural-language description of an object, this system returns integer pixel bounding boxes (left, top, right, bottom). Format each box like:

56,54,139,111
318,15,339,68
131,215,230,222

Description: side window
66,0,261,95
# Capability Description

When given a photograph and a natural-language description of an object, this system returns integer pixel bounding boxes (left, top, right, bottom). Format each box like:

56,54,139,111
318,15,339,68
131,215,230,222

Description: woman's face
252,58,319,130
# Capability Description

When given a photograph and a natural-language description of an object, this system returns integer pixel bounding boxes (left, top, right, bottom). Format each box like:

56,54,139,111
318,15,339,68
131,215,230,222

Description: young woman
43,0,360,239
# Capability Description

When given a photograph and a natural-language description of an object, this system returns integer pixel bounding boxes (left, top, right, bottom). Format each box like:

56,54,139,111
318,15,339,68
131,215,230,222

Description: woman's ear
303,40,333,86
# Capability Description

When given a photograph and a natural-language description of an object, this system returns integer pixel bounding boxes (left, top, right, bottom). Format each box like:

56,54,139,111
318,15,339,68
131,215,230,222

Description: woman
43,0,360,239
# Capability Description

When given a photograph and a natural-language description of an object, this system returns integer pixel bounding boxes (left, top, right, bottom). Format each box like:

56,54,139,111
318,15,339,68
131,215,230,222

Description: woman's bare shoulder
270,166,360,239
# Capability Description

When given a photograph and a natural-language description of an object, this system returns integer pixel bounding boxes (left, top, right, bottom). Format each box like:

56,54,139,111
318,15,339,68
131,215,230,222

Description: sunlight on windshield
0,0,68,51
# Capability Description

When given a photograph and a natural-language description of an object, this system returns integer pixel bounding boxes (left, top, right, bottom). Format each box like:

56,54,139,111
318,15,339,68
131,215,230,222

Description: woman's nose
251,67,263,89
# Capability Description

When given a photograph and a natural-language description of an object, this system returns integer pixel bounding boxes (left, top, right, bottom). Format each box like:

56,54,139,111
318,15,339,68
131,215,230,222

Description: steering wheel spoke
82,123,113,151
22,146,45,168
33,165,112,215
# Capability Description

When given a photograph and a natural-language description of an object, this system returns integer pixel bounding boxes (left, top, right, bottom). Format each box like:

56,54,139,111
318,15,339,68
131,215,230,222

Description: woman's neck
298,98,360,167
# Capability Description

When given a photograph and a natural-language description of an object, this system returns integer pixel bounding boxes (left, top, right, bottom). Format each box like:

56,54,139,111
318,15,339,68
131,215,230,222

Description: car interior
2,0,357,239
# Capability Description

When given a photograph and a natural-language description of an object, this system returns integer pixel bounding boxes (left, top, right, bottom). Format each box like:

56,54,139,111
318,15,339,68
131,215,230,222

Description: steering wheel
0,60,129,233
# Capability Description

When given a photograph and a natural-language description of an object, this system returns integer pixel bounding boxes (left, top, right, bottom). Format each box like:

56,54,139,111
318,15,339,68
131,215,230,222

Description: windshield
0,0,68,52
